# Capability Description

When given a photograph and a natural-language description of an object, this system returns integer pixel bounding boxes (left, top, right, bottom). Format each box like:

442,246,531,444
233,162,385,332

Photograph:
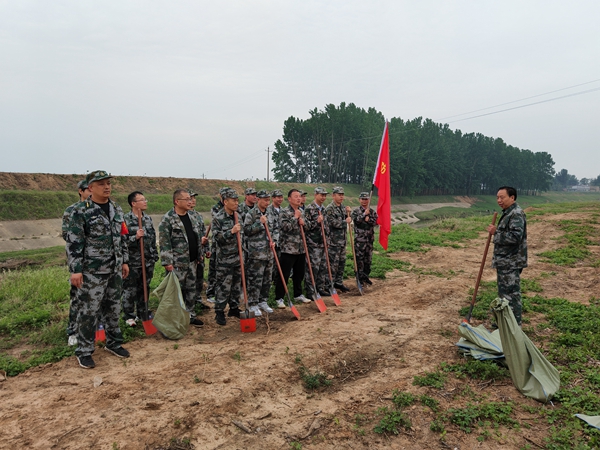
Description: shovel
137,213,158,335
235,212,256,332
264,223,300,320
319,211,341,306
463,212,498,323
347,210,363,295
95,323,106,343
299,224,327,313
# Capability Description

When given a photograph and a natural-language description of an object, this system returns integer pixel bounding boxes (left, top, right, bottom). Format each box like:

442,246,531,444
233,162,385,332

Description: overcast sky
1,1,599,182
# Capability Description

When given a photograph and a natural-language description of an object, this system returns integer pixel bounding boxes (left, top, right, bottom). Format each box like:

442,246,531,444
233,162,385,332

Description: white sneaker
207,297,216,304
68,335,78,346
249,305,262,317
294,294,311,303
258,301,274,313
126,318,137,327
276,298,286,309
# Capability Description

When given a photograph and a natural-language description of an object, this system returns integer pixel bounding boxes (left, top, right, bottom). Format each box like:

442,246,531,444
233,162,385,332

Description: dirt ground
1,211,598,450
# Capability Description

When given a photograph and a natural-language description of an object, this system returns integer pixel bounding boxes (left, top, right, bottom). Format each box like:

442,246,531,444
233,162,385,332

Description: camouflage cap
359,192,370,199
271,189,283,197
245,187,257,196
300,190,307,196
86,170,112,184
256,189,270,199
77,179,89,190
332,186,344,194
314,187,328,195
222,189,239,200
219,186,231,196
188,189,198,197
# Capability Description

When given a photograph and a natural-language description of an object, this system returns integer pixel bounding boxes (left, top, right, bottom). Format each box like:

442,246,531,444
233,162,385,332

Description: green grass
0,246,66,268
538,218,597,266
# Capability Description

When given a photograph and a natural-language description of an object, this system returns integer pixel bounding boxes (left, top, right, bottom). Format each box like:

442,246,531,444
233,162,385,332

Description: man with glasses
121,191,158,326
159,189,205,327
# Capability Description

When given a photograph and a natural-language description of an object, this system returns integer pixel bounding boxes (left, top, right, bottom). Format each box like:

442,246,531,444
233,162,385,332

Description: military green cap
300,190,307,196
245,187,257,196
332,186,344,194
188,189,198,197
271,189,283,197
86,170,112,184
222,189,239,199
77,179,89,190
256,189,270,198
314,187,328,195
359,192,370,199
219,186,231,196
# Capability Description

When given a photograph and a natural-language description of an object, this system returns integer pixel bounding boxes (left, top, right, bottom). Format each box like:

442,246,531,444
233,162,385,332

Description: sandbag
457,323,504,360
490,297,560,403
151,271,188,340
575,414,600,430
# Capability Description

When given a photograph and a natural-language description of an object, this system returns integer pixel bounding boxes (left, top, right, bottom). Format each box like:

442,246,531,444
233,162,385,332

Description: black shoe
319,291,331,297
363,277,373,286
190,317,204,327
105,346,130,358
215,311,226,326
227,307,241,318
335,283,350,292
77,355,95,369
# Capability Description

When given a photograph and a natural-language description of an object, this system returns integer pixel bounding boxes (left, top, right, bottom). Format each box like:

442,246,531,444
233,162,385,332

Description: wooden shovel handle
234,213,248,307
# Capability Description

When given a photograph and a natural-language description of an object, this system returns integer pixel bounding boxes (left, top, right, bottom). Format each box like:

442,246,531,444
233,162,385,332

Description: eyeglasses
133,198,148,203
177,197,193,202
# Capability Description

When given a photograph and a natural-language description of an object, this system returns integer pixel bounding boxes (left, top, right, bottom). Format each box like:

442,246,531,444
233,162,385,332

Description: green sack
151,271,189,340
575,414,600,430
490,297,560,403
457,323,504,360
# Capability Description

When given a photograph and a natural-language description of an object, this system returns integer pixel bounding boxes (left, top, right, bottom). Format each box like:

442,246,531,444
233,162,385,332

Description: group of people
62,170,379,369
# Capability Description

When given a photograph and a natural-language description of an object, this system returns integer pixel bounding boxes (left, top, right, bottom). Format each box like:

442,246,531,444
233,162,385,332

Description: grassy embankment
1,201,600,447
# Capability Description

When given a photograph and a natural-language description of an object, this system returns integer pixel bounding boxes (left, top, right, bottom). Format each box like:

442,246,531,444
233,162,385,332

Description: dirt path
2,211,598,449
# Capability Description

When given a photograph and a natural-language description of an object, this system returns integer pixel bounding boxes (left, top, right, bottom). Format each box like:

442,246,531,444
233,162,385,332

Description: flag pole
366,120,388,212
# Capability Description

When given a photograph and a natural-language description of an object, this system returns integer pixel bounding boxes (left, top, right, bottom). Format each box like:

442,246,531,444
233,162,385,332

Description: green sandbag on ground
152,272,189,340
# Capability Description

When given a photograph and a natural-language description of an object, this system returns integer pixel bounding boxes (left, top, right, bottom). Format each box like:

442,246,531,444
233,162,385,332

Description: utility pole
266,146,270,182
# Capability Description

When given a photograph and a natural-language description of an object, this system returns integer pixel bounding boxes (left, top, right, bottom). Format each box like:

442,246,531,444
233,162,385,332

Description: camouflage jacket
123,211,159,268
303,202,327,248
211,201,224,219
243,206,275,260
265,204,282,245
325,201,347,247
351,206,378,242
492,203,528,270
212,209,244,266
238,202,256,225
66,198,129,275
189,210,209,256
158,208,204,268
62,202,78,241
279,205,306,255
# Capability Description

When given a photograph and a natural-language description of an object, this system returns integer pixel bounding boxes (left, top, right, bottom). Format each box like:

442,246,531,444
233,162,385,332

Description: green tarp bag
490,297,560,403
575,414,600,430
457,323,504,360
151,271,188,340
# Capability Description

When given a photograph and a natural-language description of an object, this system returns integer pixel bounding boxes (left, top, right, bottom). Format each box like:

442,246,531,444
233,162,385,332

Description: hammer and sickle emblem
380,162,387,174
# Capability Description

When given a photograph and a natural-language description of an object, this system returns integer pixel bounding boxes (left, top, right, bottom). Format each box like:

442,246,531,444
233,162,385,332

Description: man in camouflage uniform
206,187,229,303
159,189,206,327
188,190,209,309
275,189,311,304
299,190,307,212
238,187,257,224
62,178,91,346
243,190,275,316
303,187,330,298
325,186,352,292
266,189,284,305
487,186,528,326
121,191,158,326
211,189,243,325
66,170,130,369
351,192,378,286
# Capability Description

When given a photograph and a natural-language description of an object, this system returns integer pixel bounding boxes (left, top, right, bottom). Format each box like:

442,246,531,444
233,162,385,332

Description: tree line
272,103,556,196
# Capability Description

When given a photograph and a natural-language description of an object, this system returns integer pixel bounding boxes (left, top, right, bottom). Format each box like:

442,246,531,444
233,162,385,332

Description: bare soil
1,211,598,450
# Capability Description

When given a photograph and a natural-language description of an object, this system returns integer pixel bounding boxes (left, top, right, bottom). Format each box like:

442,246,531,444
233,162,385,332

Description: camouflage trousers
67,283,78,336
355,240,374,281
74,271,124,357
206,250,217,298
305,246,329,297
246,257,274,305
328,245,347,285
195,259,205,302
172,261,198,316
121,264,155,321
497,268,523,326
214,265,241,312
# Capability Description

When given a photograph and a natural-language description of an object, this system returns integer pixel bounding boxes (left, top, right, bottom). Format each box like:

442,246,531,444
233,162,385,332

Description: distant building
569,185,591,192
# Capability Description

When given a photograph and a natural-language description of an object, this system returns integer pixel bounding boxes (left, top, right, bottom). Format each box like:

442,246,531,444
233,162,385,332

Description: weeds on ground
539,219,596,266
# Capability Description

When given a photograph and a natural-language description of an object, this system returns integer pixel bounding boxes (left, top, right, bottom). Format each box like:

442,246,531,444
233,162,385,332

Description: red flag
373,121,391,250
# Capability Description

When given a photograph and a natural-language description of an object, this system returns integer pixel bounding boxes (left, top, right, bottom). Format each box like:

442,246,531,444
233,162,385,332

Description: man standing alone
487,186,527,326
159,189,206,327
66,170,130,369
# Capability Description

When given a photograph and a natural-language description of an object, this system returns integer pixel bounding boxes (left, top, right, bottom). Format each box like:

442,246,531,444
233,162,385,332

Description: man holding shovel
121,191,158,327
325,186,352,292
487,186,528,326
211,189,243,325
303,187,330,298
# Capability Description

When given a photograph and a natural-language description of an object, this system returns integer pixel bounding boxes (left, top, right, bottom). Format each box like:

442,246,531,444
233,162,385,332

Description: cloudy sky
1,1,599,182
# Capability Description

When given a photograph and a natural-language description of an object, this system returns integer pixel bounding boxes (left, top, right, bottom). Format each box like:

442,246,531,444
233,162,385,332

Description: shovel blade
331,289,341,306
95,326,106,344
290,305,301,320
240,317,256,333
314,296,327,313
142,319,158,336
355,276,364,296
